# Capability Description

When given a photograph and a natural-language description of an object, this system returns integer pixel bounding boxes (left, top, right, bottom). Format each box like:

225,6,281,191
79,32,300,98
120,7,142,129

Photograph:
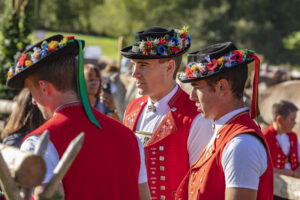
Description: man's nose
131,66,140,78
189,87,197,101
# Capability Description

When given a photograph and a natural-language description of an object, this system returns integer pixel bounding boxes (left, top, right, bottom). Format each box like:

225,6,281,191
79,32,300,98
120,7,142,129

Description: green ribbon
77,40,101,129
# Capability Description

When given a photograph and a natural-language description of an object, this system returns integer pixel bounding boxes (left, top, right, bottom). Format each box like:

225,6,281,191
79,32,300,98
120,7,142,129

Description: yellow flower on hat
60,38,67,46
191,64,198,71
7,70,13,79
217,57,224,65
25,60,32,67
48,41,59,52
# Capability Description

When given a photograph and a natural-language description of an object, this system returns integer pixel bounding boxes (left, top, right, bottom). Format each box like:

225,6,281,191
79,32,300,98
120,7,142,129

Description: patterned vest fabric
24,104,140,200
263,124,299,170
175,111,274,200
124,87,199,200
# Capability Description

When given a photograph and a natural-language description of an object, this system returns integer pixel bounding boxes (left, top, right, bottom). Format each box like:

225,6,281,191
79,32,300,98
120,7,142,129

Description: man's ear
166,59,176,76
38,80,52,96
276,115,283,124
216,79,230,96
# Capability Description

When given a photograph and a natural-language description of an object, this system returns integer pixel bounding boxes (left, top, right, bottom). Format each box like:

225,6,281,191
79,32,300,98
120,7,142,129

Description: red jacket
124,87,199,200
263,124,299,170
25,103,140,200
175,111,273,200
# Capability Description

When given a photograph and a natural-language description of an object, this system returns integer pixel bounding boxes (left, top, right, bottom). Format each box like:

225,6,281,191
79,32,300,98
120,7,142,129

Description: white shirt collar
214,107,249,134
146,84,178,112
54,100,81,114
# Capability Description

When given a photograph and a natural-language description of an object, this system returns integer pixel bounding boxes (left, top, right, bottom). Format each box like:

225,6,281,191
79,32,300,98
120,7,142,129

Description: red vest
263,124,299,170
124,87,199,200
25,104,140,200
175,111,273,200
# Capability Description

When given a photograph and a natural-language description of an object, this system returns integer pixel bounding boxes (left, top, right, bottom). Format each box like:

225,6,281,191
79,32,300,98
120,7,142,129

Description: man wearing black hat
121,26,213,199
7,35,140,200
175,42,273,200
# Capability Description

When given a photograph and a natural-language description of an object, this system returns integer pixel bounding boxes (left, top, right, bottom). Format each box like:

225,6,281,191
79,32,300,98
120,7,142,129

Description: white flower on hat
178,39,183,49
168,41,174,47
132,45,139,53
197,63,206,73
153,38,159,45
139,40,146,51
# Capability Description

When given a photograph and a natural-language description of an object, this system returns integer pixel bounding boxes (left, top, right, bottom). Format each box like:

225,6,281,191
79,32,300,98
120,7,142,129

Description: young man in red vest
121,26,213,199
7,35,140,200
263,100,300,177
175,42,274,200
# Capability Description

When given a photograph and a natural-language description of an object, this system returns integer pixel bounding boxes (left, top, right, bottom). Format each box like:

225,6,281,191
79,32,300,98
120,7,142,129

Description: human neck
149,81,176,103
51,90,79,114
214,98,244,121
88,94,97,107
273,122,285,134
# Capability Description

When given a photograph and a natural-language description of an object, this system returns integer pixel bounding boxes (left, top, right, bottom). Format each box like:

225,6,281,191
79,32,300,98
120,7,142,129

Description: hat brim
120,44,190,59
179,58,254,83
7,35,85,89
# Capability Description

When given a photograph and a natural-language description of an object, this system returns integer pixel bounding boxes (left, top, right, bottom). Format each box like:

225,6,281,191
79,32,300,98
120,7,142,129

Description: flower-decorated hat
121,26,191,59
7,34,101,128
179,41,261,119
179,42,255,82
7,35,84,88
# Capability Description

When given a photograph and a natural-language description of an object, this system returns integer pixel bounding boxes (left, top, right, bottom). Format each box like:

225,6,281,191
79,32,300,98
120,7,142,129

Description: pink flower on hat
207,59,218,71
231,50,244,63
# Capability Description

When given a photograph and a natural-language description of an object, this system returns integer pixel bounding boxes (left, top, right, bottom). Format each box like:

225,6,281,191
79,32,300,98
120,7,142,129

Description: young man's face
131,59,171,98
280,111,297,133
190,80,219,120
24,76,52,120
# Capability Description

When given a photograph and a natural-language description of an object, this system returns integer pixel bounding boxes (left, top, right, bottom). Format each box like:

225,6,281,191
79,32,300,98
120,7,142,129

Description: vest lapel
125,101,147,131
144,87,184,146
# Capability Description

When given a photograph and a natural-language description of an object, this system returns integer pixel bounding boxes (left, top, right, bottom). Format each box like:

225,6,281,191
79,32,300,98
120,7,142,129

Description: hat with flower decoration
179,41,261,120
7,34,101,129
121,26,191,59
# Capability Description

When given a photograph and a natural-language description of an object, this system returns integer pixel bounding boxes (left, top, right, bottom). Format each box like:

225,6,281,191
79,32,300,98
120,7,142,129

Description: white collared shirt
136,84,213,166
207,107,268,190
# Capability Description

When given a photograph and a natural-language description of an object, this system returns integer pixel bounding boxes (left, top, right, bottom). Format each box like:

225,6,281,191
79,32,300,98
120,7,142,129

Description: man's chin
137,88,147,96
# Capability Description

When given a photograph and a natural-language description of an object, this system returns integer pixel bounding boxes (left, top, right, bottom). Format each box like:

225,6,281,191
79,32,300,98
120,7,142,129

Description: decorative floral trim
179,49,252,80
7,36,75,79
131,26,191,56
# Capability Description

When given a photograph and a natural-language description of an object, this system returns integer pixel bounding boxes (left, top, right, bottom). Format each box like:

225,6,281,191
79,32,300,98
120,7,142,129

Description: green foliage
0,0,34,99
1,0,300,73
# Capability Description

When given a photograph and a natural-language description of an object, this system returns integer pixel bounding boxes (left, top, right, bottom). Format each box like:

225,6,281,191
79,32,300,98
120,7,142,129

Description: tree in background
1,0,299,66
0,0,34,99
188,0,300,64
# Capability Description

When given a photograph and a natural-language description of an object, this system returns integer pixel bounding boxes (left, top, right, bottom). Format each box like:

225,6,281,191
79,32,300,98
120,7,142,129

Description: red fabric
263,124,299,170
248,52,260,119
24,105,140,200
175,111,273,200
124,87,199,199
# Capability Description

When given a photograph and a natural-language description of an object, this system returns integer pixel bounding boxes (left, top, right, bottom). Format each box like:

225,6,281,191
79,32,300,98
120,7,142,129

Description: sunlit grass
0,31,119,59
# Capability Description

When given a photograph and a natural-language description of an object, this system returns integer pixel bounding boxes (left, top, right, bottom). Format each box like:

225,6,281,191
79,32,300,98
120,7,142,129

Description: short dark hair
205,63,248,100
272,100,298,121
30,54,78,92
158,55,183,79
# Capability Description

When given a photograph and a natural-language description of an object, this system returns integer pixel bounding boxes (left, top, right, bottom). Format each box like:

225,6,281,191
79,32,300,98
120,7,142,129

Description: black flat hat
179,41,254,83
121,26,191,59
7,34,85,89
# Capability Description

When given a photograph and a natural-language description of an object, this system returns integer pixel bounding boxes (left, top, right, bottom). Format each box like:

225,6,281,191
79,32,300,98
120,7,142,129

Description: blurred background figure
120,57,133,75
84,64,120,121
1,89,45,148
